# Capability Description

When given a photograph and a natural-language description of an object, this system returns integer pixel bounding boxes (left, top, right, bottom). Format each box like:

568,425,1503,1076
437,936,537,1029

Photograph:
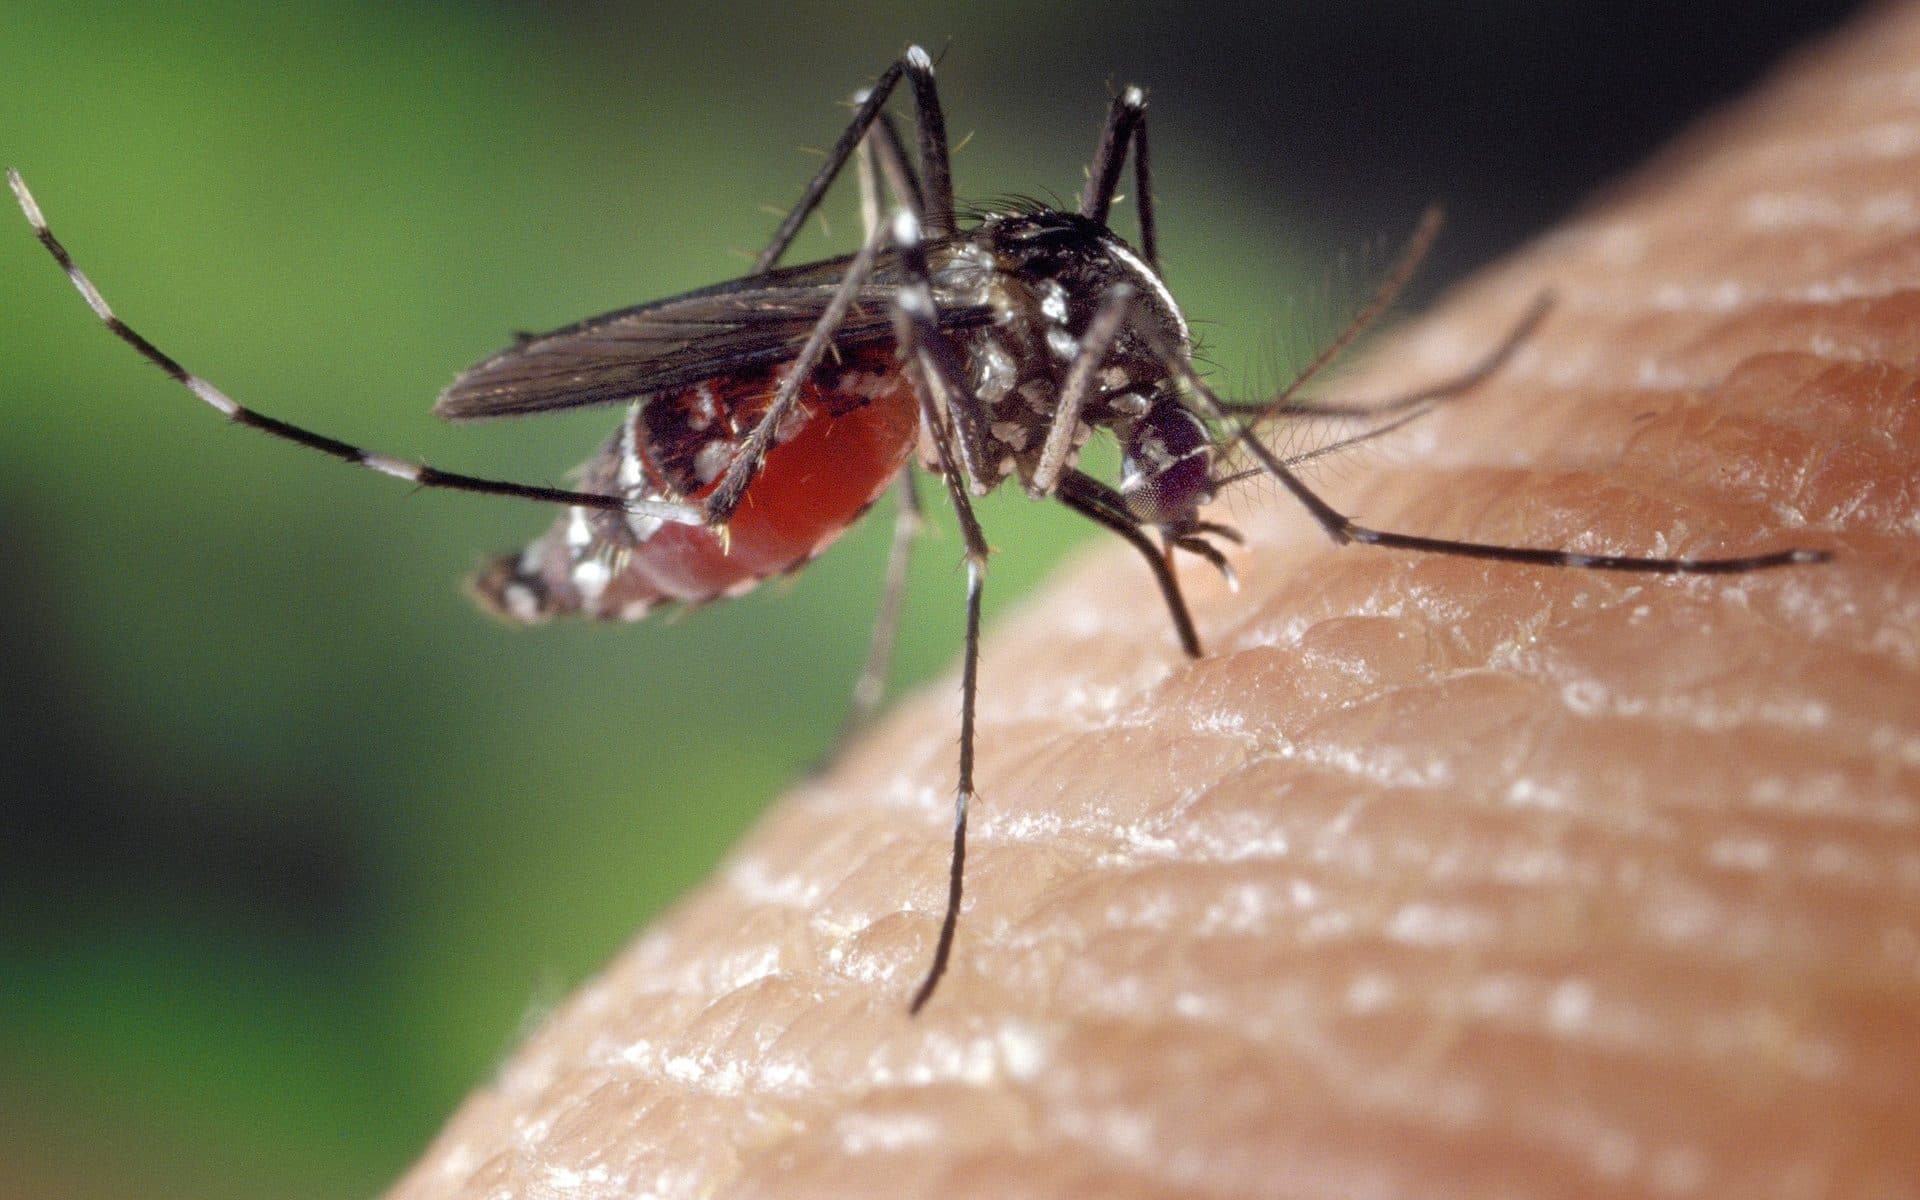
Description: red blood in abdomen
622,359,918,602
472,347,919,623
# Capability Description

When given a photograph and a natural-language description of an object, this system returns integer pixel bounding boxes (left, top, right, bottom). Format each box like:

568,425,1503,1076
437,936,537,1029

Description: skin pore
388,8,1919,1198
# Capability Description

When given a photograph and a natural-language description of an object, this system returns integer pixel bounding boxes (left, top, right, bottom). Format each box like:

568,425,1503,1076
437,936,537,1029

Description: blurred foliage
0,2,1324,1195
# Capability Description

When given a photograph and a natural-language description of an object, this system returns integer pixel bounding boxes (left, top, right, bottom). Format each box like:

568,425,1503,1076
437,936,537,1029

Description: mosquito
10,46,1828,1014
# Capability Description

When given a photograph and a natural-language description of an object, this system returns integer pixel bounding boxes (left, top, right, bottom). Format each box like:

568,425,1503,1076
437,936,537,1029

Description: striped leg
825,109,930,746
8,169,700,526
885,206,998,1015
753,44,954,274
1080,84,1159,272
703,47,957,526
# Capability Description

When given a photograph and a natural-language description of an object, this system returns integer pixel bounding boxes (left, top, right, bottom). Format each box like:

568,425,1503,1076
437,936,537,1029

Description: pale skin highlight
375,8,1920,1195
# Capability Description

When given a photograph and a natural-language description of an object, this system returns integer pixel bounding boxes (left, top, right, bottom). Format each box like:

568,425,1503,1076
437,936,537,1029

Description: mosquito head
1119,390,1216,530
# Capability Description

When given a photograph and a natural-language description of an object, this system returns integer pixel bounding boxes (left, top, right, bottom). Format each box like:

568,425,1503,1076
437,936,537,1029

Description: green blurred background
0,2,1863,1195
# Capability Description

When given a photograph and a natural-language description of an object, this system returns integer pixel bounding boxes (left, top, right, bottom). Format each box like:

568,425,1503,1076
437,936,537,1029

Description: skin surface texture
388,8,1920,1198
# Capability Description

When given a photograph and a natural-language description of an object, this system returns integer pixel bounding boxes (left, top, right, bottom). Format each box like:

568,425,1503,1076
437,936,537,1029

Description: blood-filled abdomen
472,346,917,623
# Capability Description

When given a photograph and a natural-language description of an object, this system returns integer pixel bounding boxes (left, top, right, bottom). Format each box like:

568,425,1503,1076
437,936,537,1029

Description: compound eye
1120,397,1215,528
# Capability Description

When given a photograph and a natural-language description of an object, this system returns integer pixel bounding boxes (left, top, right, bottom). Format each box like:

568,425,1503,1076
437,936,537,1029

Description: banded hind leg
8,169,701,526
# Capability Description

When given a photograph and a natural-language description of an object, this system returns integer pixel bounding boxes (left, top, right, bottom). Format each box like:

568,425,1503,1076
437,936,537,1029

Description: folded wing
434,253,989,421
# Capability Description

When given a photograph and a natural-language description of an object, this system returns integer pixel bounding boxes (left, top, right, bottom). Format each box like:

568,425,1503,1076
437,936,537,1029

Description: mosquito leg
895,350,988,1017
1057,470,1204,658
9,169,700,525
1081,87,1144,225
907,546,982,1017
1147,324,1833,573
888,210,998,492
825,468,923,760
855,101,924,241
1029,283,1137,497
1129,96,1160,273
837,110,935,743
1079,86,1159,272
711,60,947,526
855,109,884,240
834,108,929,735
755,60,906,271
869,109,926,224
883,211,1000,1014
1214,291,1553,420
898,47,955,238
756,45,952,273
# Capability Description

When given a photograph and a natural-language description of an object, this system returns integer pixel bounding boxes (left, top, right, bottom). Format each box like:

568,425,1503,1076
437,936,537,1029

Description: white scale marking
9,169,46,227
187,375,240,418
892,209,922,248
565,508,595,550
362,453,419,481
626,511,666,542
572,554,611,604
1039,280,1070,324
688,383,717,431
1101,236,1189,346
73,272,113,322
501,583,540,623
616,408,644,490
694,439,735,485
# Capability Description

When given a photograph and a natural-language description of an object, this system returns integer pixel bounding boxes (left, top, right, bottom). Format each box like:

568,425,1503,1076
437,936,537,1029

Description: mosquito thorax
946,209,1195,491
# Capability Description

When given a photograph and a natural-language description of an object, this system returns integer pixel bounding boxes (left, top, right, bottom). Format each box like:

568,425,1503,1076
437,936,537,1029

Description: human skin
388,8,1920,1199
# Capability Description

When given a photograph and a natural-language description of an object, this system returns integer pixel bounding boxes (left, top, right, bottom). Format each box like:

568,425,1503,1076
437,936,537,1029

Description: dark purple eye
1121,394,1215,528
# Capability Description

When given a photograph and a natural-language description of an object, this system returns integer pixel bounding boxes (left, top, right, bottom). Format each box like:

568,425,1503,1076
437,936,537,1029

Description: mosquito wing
434,248,992,421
